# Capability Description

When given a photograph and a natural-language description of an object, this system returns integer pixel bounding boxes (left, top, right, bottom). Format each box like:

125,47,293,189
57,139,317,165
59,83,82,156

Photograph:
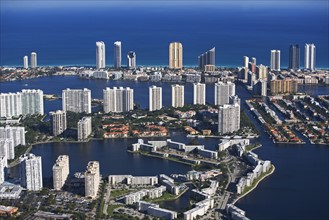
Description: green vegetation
110,189,131,199
245,144,260,152
95,182,107,219
240,109,259,134
107,204,124,217
193,163,216,171
144,192,178,203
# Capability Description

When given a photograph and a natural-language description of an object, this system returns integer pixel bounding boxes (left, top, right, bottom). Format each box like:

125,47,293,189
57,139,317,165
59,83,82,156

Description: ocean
1,1,328,68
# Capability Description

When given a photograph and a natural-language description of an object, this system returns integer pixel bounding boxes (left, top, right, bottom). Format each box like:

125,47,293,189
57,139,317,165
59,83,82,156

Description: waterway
1,76,328,219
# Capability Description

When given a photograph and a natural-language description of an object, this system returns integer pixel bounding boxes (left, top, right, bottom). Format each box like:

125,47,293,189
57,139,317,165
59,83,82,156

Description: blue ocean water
1,2,328,68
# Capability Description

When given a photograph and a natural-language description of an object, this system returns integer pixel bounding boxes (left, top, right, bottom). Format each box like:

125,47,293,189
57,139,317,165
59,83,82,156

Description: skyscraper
19,153,43,191
103,87,134,113
114,41,122,69
289,44,300,70
193,83,206,105
78,117,92,141
23,56,28,69
198,47,215,70
21,89,44,116
53,155,69,191
62,88,91,113
304,43,316,71
171,84,184,108
169,42,183,69
50,110,67,136
256,64,268,80
30,52,37,68
0,126,25,147
96,41,106,69
243,56,249,68
85,161,100,198
214,82,235,106
251,57,256,65
218,96,240,135
149,86,162,111
270,50,280,71
0,138,14,160
127,51,136,69
0,92,22,118
0,155,7,185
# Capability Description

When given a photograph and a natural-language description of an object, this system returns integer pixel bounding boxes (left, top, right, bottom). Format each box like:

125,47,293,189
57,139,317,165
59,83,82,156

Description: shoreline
232,165,276,205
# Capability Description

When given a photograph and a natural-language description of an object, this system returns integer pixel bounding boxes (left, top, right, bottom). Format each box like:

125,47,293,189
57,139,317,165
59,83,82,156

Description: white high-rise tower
270,50,280,71
171,84,184,108
304,43,316,71
96,41,106,69
114,41,122,69
19,153,43,191
23,56,28,69
31,52,37,68
193,83,206,105
149,86,162,111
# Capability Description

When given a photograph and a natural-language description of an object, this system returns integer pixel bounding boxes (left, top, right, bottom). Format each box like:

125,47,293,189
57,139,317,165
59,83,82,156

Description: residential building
103,87,134,113
62,88,91,113
304,43,316,71
270,50,280,71
289,44,300,70
218,96,240,134
171,84,184,108
0,92,22,118
169,42,183,69
23,56,28,69
96,41,106,69
243,56,249,69
49,110,67,136
127,51,136,69
21,89,44,115
193,83,206,105
30,52,37,68
0,139,14,160
19,153,43,191
114,41,122,69
270,79,298,95
256,64,268,80
149,86,162,111
85,161,100,198
0,156,7,184
0,126,25,147
214,81,235,105
198,47,215,70
52,155,69,190
78,117,92,141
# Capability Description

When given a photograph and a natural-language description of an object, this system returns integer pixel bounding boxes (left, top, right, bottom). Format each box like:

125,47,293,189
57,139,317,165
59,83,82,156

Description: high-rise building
289,44,300,71
214,82,235,106
62,88,91,113
0,126,25,147
193,83,206,105
198,47,215,70
127,51,136,69
21,89,44,116
103,87,134,113
0,92,22,118
243,56,249,68
0,139,14,160
251,57,256,65
248,62,256,73
30,52,37,68
85,161,100,198
23,56,28,69
270,79,298,95
304,43,316,71
114,41,122,69
169,42,183,69
171,84,184,108
0,155,7,185
253,80,267,97
149,86,162,111
256,64,268,80
78,117,92,141
96,41,106,69
218,96,240,135
19,153,43,191
270,50,280,71
52,155,69,190
50,110,67,136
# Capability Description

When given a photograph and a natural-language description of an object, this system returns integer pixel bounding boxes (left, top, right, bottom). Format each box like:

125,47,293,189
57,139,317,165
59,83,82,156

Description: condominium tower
19,153,43,191
50,110,67,136
218,96,240,135
198,47,215,70
0,138,14,160
171,84,184,108
0,156,6,185
96,41,106,69
127,51,136,69
114,41,122,69
149,86,162,111
0,126,25,147
23,56,28,69
289,44,300,70
31,52,37,68
270,50,280,71
103,87,134,113
53,155,69,190
78,117,92,141
214,81,235,106
62,88,91,113
85,161,100,198
304,43,316,71
193,83,206,105
169,42,183,69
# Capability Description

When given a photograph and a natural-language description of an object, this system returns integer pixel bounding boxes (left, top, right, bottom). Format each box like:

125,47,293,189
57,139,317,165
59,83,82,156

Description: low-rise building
109,175,158,186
